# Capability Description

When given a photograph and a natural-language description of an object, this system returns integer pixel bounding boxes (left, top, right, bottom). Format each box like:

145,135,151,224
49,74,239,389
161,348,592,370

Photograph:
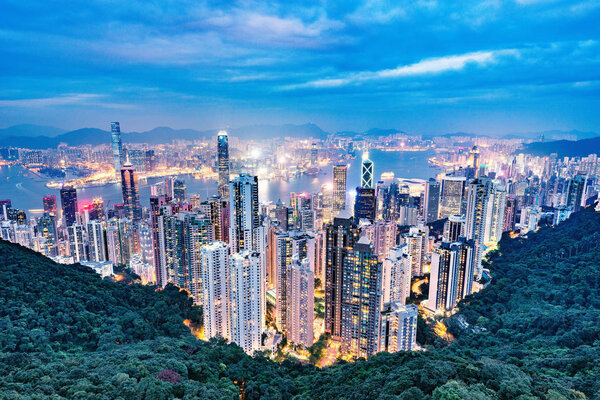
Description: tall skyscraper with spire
217,130,230,198
120,161,142,221
111,122,124,174
361,152,374,189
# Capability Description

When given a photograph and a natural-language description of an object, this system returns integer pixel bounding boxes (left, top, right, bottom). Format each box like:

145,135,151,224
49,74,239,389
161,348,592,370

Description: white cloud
0,94,135,109
285,49,519,90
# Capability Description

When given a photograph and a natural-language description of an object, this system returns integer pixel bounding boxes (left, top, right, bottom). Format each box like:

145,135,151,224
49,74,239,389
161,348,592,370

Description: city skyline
1,1,600,134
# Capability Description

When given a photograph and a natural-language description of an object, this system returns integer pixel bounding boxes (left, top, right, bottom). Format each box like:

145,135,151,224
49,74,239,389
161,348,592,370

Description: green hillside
1,207,600,399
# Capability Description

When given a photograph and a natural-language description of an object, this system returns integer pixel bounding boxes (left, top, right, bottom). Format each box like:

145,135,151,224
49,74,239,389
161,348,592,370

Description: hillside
519,136,600,157
1,207,600,399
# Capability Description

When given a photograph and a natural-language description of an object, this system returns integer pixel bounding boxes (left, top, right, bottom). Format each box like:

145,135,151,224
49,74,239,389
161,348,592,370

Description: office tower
162,212,213,304
111,122,124,173
67,224,86,262
428,238,475,312
87,220,106,262
402,226,427,278
465,178,491,276
486,182,506,245
340,236,382,358
443,215,465,242
382,245,411,305
275,199,289,230
230,250,264,354
43,195,57,217
566,173,587,212
37,213,57,257
217,130,230,198
173,179,186,203
201,241,231,340
150,195,171,287
361,152,374,189
439,176,466,219
274,231,316,333
379,302,418,352
59,186,78,227
90,197,104,220
310,143,318,167
354,188,376,223
120,161,142,221
424,178,441,223
229,174,259,253
324,211,361,339
144,150,156,172
287,256,314,347
320,183,333,224
360,219,397,262
503,195,517,232
332,164,347,216
297,193,314,231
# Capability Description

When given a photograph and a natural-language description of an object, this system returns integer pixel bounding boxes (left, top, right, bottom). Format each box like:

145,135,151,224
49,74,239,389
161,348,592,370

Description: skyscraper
340,236,382,358
87,220,106,262
402,226,428,278
354,188,376,223
332,164,347,217
361,152,374,189
111,122,124,173
424,178,440,223
379,302,418,352
286,256,314,347
229,174,259,253
68,224,86,262
230,249,264,354
173,179,186,203
443,215,465,243
150,194,171,287
324,211,361,339
566,173,587,211
37,213,57,257
217,130,230,198
201,241,231,340
465,178,491,276
382,245,411,305
120,161,142,221
439,176,466,219
42,195,57,217
60,186,78,227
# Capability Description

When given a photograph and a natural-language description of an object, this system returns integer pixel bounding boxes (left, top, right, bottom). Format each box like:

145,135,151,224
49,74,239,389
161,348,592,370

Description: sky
1,0,600,135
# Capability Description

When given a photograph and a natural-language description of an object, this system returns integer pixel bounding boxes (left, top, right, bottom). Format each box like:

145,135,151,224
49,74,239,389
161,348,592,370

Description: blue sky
1,0,599,134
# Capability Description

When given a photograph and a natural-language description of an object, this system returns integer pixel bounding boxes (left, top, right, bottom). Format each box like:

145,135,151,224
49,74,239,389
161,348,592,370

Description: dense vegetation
1,207,600,399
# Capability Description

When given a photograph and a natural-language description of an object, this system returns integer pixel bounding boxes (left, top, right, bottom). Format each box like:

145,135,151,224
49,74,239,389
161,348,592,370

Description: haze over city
1,0,600,134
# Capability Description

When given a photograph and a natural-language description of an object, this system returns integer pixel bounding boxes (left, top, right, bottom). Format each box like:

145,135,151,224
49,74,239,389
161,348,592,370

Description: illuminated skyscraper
332,164,347,216
87,220,106,262
120,161,142,221
310,143,318,167
111,122,124,173
465,178,491,276
324,211,361,339
439,176,466,219
230,249,264,354
443,215,465,243
361,152,374,189
217,130,230,198
149,194,171,287
201,241,231,340
287,256,314,347
229,174,259,253
340,236,382,358
354,188,376,223
470,146,480,178
424,178,440,223
402,226,428,278
173,179,186,203
60,186,78,226
68,224,86,262
379,302,418,352
37,213,57,257
42,195,57,217
566,173,587,212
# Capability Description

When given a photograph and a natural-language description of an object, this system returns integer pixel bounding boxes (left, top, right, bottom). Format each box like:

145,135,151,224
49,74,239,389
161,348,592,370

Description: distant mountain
519,136,600,157
334,128,406,138
0,124,65,138
504,129,599,141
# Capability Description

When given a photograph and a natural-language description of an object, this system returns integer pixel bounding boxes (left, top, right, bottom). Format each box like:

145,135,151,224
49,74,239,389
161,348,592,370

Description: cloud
0,94,135,109
285,49,519,89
